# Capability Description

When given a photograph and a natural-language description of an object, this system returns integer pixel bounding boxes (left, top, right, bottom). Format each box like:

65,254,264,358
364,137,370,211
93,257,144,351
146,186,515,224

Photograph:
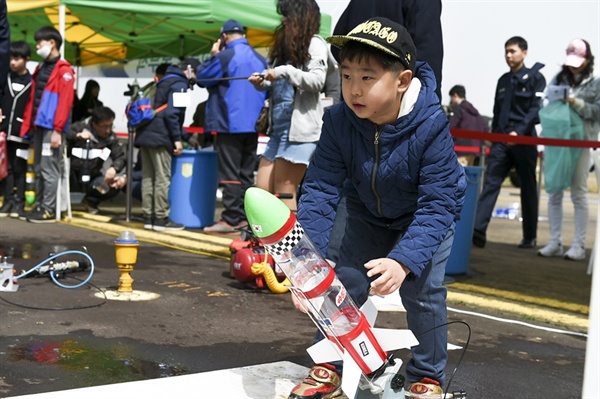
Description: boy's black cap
326,17,416,72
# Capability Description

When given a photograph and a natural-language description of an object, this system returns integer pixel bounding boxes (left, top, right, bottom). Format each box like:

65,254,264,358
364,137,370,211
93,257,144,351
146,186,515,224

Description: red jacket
20,59,75,136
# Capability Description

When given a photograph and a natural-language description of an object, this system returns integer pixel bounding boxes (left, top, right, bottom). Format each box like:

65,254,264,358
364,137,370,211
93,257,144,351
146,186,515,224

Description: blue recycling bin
445,166,484,275
169,150,219,229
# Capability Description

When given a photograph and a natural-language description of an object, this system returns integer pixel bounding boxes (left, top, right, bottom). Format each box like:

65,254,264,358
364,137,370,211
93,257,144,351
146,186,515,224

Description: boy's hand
173,141,183,156
291,292,308,314
365,258,410,296
50,130,62,148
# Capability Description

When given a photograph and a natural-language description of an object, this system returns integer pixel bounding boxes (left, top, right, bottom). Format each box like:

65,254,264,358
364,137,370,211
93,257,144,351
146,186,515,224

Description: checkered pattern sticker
264,222,305,256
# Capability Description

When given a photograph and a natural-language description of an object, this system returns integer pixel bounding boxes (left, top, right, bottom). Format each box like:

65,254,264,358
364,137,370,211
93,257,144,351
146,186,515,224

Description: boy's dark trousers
2,141,28,204
316,212,453,385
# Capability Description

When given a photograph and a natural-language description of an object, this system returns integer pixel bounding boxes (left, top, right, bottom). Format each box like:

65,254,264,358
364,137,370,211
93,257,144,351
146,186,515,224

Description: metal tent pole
125,126,135,223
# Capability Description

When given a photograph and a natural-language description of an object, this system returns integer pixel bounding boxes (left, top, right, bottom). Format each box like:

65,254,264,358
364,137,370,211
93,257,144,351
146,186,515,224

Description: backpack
125,74,179,128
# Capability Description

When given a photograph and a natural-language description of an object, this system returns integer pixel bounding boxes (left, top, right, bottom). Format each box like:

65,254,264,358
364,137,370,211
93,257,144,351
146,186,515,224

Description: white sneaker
537,242,563,257
564,245,586,261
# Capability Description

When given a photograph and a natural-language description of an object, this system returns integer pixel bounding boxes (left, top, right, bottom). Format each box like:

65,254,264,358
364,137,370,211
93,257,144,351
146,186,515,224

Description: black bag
255,98,270,134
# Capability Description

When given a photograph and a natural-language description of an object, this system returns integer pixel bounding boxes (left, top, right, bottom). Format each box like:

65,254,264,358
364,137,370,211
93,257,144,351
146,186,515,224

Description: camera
123,80,141,97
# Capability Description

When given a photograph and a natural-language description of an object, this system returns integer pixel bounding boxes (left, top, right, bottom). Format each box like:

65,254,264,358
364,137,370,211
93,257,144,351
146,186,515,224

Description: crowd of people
0,25,193,230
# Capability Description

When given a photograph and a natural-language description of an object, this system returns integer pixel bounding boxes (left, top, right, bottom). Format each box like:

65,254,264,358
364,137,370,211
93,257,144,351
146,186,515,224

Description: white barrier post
582,150,600,397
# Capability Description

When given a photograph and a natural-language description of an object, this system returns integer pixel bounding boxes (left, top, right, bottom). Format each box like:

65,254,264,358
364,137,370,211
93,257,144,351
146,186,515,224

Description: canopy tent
7,0,332,65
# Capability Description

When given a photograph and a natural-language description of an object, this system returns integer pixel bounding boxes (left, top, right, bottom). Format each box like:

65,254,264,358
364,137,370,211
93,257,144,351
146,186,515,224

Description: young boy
133,63,186,231
291,17,466,399
0,41,32,218
20,26,75,223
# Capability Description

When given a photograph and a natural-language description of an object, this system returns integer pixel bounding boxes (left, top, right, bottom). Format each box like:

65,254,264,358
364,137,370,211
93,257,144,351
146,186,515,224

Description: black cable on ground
0,275,107,311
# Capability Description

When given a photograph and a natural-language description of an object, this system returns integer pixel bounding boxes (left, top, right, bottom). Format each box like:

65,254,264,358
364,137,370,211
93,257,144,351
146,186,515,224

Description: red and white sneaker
289,363,342,399
405,377,444,398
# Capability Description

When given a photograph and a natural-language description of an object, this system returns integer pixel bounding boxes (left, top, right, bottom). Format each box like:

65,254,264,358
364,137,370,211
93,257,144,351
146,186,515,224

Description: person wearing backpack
134,63,187,231
448,84,489,166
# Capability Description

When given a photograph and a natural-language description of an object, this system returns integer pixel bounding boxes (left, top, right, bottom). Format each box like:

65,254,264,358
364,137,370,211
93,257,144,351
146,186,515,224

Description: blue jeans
262,78,317,166
323,215,453,385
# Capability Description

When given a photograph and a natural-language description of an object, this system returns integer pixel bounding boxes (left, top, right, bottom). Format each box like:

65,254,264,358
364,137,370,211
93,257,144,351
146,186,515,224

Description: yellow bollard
114,231,139,293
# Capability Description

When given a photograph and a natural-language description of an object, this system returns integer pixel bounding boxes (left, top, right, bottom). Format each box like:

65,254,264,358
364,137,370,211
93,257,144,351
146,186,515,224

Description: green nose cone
244,188,292,238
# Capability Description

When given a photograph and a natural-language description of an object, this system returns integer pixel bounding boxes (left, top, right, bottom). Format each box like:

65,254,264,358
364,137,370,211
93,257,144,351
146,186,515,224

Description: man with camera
196,19,268,233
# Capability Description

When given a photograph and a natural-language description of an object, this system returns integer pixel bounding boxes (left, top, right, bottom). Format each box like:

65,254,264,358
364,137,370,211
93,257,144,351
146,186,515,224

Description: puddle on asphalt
0,241,77,262
7,339,187,384
0,242,41,261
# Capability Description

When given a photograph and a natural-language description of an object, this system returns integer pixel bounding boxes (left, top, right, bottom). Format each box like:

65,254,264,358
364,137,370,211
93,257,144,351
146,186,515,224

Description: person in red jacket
20,26,75,223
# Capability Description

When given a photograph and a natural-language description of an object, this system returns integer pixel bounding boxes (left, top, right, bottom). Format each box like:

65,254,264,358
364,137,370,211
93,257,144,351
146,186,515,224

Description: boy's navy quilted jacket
298,62,466,278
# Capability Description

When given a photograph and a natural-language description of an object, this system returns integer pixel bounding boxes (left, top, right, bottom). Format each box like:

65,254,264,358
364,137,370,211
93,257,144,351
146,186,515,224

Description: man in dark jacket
133,63,186,231
332,0,443,100
67,106,125,214
448,84,489,166
196,19,267,233
473,36,546,249
0,41,31,218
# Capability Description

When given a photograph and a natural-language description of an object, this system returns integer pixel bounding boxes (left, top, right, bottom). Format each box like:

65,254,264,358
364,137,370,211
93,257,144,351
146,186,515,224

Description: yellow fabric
7,0,58,13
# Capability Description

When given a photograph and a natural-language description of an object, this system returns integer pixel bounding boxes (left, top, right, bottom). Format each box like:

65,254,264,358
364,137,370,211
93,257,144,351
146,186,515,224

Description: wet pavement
0,186,594,398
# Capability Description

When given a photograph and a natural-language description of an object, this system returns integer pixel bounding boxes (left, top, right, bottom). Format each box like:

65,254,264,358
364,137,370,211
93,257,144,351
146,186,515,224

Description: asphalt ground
0,185,594,398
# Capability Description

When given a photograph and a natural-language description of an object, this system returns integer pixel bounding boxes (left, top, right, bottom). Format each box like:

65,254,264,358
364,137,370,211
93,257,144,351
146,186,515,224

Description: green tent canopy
7,0,332,65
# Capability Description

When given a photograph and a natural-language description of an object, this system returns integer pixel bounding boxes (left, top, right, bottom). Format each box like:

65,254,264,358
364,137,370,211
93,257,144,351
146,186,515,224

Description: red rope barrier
451,128,600,149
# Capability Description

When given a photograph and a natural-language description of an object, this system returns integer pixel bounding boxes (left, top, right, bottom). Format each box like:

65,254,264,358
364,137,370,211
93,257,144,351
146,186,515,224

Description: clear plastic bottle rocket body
269,231,361,336
244,188,387,375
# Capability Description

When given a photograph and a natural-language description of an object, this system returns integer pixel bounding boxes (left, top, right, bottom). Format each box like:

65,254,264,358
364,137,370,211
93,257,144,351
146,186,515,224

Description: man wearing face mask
19,26,75,223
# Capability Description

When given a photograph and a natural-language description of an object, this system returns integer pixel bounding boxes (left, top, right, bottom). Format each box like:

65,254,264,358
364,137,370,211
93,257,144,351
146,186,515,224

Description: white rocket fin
306,339,342,365
359,297,378,327
340,350,362,399
372,328,419,352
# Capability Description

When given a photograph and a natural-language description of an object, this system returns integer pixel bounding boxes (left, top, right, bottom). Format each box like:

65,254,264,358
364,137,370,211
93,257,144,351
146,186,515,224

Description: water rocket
244,188,418,398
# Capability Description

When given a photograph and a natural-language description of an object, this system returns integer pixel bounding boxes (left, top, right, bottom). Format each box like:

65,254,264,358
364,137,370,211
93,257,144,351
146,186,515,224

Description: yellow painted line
62,213,589,331
447,291,589,332
68,211,234,246
448,282,589,315
60,216,233,260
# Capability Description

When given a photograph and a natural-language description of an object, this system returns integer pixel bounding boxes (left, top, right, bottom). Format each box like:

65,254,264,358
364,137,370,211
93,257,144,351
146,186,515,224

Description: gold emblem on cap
349,20,399,44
